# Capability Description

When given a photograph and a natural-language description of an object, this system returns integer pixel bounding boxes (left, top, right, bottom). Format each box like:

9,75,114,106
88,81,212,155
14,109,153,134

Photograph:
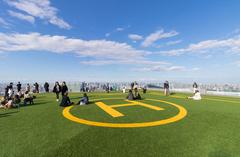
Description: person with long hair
53,82,61,102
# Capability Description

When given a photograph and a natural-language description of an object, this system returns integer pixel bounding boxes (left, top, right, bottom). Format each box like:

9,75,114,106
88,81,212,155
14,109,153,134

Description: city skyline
1,0,240,83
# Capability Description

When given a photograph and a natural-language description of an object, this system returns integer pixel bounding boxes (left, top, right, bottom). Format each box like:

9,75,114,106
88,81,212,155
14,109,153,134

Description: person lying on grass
77,93,89,105
187,90,201,100
60,92,73,107
24,91,34,106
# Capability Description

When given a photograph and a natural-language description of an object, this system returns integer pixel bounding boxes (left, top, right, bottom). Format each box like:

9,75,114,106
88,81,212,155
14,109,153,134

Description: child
78,93,89,105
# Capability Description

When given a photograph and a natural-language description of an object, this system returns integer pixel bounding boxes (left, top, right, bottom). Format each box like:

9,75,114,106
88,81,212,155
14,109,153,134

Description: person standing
4,86,9,99
133,81,138,97
193,82,198,93
17,82,22,92
130,82,134,90
163,81,170,96
53,82,61,102
26,83,31,92
34,82,39,93
61,81,68,96
44,82,50,93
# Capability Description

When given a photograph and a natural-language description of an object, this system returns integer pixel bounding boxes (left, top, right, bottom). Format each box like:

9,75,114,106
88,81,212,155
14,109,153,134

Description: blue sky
1,0,240,83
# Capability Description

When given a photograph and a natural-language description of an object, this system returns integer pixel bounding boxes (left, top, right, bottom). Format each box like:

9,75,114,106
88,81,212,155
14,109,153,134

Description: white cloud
116,27,124,31
80,59,169,66
134,65,186,72
159,37,240,56
0,17,10,28
0,32,149,60
80,58,188,72
141,29,179,47
105,33,111,37
8,10,35,24
105,26,129,37
128,34,143,42
5,0,71,29
166,40,182,46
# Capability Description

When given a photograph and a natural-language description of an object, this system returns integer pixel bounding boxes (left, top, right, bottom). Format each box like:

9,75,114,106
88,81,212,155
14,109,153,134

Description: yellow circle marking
62,98,187,128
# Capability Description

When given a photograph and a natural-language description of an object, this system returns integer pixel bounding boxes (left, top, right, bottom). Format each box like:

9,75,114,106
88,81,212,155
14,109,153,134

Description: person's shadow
0,111,18,118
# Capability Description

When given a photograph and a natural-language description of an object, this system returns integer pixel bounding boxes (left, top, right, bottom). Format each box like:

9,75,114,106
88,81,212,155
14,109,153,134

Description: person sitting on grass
60,92,73,107
77,93,89,105
188,90,201,100
0,95,21,109
0,97,7,109
24,91,34,106
126,90,134,100
135,91,142,100
142,85,147,94
1,99,13,109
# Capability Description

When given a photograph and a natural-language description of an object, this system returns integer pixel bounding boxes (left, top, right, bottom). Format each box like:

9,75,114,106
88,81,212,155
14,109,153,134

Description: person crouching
24,91,34,105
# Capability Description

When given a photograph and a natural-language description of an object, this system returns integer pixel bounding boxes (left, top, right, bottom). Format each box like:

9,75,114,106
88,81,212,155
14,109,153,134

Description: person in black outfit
193,82,198,93
60,92,73,107
17,82,21,92
130,82,134,90
9,82,13,90
164,81,170,96
34,82,39,93
44,82,50,93
53,82,61,102
4,86,9,99
61,81,68,96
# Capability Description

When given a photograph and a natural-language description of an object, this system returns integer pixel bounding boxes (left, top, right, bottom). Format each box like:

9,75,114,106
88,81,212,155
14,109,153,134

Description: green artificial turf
1,91,240,157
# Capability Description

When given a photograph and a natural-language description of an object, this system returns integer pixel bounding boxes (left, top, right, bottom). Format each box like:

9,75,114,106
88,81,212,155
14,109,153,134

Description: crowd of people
0,80,202,110
0,82,35,109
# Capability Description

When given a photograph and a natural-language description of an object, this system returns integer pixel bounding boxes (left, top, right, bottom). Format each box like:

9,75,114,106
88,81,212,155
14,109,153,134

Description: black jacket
53,85,61,93
60,95,71,107
61,85,68,95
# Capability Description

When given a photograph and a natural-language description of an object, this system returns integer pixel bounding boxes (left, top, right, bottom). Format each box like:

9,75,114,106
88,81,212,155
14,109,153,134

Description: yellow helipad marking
126,100,164,111
62,98,187,128
96,102,124,117
110,103,137,108
96,100,164,117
